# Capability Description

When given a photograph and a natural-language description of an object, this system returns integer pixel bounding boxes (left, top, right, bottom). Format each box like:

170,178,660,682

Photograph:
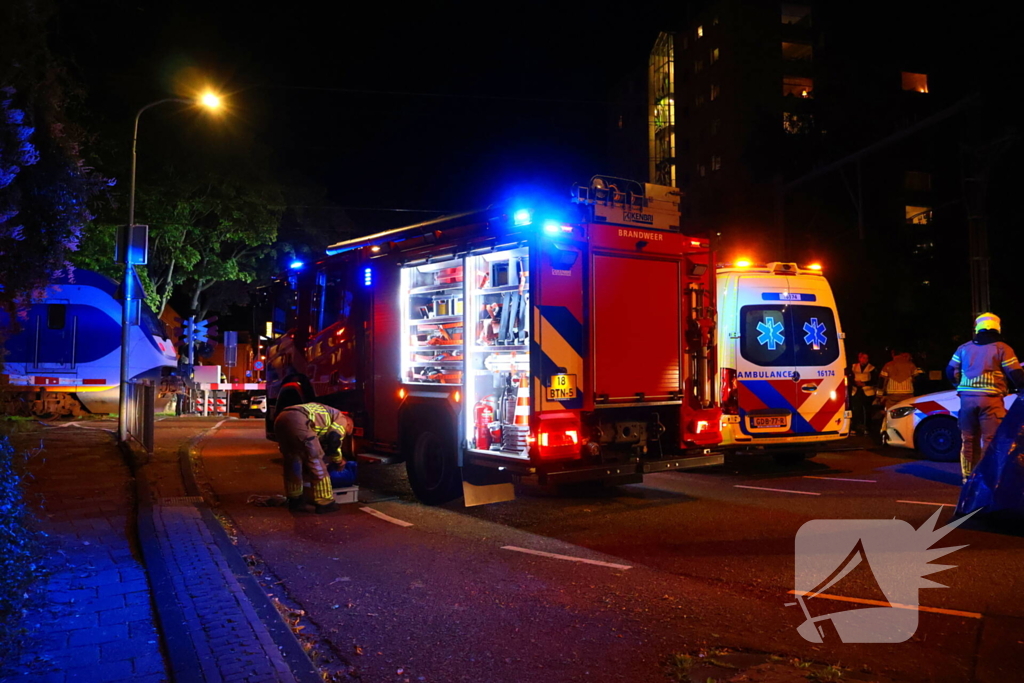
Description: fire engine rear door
592,254,682,401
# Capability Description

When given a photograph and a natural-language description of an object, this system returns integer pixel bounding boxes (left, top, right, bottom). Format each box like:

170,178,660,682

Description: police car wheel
406,422,462,505
915,417,960,462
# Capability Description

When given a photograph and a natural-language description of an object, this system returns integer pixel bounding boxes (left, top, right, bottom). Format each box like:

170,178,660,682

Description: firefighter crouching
275,402,355,513
946,313,1024,484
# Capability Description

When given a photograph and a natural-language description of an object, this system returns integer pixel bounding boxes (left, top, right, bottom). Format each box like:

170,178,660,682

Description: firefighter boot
315,502,341,515
287,497,307,512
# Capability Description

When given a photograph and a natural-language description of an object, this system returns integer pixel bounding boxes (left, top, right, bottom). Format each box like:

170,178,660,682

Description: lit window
782,42,812,61
712,155,722,171
710,47,720,63
902,72,928,93
710,84,719,101
781,4,811,25
782,112,814,134
697,25,703,38
783,76,814,98
712,16,719,26
906,206,933,224
905,171,932,192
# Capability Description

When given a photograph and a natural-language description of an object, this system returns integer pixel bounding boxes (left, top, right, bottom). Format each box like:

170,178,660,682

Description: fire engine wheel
406,424,462,505
915,417,960,462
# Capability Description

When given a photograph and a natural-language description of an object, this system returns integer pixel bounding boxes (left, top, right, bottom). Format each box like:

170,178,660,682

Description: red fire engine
262,176,723,504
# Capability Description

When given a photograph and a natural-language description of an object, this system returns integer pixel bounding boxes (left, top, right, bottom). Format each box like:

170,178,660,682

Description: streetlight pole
118,94,221,442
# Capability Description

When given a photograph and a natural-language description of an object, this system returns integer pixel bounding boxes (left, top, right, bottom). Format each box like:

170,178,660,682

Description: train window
47,304,67,330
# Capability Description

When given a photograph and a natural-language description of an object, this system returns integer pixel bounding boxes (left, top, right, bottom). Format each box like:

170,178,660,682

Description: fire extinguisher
474,395,496,449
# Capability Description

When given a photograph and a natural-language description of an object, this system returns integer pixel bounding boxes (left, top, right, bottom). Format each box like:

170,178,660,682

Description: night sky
54,0,684,229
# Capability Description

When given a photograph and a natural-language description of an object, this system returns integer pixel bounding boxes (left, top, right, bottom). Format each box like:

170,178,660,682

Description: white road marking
788,590,982,619
734,485,821,496
210,419,228,432
501,545,632,570
359,507,414,527
897,499,956,507
803,476,877,483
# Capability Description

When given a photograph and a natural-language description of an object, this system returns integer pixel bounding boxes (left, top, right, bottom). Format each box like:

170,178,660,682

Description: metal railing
124,379,155,455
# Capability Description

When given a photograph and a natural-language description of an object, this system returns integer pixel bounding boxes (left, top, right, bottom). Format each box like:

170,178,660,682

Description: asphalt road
197,421,1024,683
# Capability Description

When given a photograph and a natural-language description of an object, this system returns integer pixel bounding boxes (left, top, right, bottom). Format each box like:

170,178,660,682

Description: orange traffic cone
513,373,530,426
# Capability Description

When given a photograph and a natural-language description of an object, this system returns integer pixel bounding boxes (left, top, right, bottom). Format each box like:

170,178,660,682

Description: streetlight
118,92,222,442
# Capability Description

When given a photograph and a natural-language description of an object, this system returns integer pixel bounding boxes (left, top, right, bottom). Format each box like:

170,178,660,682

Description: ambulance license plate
752,416,788,428
546,374,577,401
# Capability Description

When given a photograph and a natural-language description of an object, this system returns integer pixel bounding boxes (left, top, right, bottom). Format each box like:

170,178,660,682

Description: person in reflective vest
879,349,920,410
849,352,877,436
946,313,1024,483
275,402,354,513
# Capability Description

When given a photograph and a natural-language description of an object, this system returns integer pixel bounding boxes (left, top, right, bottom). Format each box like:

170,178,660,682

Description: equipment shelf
471,344,528,352
410,315,463,325
409,283,464,295
478,284,523,294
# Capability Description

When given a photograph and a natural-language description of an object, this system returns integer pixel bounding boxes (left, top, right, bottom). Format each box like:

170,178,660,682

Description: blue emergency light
363,267,373,286
289,260,305,270
513,208,532,226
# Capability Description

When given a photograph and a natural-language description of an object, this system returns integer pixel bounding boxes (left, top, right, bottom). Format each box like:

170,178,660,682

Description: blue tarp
957,395,1024,518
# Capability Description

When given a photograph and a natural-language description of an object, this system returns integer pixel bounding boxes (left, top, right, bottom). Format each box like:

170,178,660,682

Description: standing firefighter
275,402,354,513
946,313,1024,483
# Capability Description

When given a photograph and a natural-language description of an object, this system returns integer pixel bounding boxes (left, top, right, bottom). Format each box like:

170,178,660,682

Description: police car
882,390,1018,461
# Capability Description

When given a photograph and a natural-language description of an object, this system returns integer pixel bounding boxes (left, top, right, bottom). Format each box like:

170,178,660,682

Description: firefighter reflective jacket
947,332,1024,397
281,403,350,463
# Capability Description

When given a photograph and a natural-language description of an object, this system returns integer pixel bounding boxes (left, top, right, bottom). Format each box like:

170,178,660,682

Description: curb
181,428,323,683
119,439,204,683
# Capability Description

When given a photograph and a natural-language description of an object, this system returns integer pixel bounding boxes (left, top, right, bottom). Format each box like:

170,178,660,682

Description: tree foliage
0,0,109,311
75,169,285,317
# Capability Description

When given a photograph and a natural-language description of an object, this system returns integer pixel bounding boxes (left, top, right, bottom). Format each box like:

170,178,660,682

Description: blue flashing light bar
288,260,305,270
363,267,373,286
543,220,560,235
513,208,532,226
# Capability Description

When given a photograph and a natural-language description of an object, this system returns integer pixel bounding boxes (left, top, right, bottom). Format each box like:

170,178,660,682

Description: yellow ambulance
716,262,851,461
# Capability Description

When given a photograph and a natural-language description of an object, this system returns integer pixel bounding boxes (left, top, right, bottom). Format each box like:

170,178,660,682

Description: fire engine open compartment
463,246,533,457
400,258,465,385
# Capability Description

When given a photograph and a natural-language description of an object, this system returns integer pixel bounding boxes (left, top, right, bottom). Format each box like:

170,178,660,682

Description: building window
783,76,814,98
712,16,719,26
781,4,811,26
902,72,928,93
695,94,706,107
697,25,703,38
781,42,812,61
712,155,722,171
710,47,720,64
710,84,719,101
905,171,932,192
711,119,721,136
906,206,933,224
694,59,704,74
699,164,707,177
783,112,814,134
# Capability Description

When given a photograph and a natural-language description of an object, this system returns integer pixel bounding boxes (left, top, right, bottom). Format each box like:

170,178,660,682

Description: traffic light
182,317,195,345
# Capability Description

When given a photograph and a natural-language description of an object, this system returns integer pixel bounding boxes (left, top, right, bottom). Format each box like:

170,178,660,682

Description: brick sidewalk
5,425,167,682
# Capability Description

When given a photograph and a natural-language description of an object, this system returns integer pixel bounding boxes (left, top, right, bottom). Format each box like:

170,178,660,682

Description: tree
74,168,285,317
0,1,109,311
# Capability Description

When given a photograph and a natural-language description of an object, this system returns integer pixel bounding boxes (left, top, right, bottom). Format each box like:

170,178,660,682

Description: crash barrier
125,379,156,455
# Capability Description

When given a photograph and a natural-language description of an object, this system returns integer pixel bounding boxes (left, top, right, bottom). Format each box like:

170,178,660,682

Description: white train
1,269,178,417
